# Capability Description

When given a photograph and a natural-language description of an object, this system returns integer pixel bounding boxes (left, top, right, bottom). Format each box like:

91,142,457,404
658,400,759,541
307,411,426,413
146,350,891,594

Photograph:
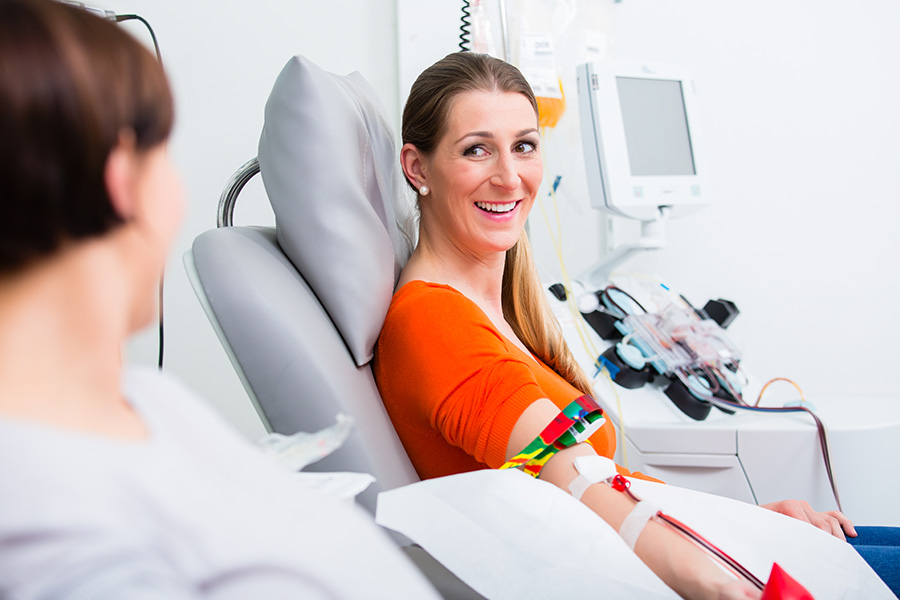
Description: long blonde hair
502,230,594,396
403,53,593,397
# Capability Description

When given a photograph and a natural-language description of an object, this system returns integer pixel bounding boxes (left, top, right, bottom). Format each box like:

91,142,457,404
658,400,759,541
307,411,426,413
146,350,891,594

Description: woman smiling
373,52,877,600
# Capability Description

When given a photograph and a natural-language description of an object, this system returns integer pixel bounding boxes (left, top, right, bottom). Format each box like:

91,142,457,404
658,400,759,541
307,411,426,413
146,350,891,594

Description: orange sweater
374,281,655,482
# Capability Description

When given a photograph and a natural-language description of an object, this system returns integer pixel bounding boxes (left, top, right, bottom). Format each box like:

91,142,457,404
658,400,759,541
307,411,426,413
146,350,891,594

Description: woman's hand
761,499,856,540
716,580,762,600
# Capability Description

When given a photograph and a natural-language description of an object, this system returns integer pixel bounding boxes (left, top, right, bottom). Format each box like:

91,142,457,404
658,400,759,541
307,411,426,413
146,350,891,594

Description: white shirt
0,367,439,600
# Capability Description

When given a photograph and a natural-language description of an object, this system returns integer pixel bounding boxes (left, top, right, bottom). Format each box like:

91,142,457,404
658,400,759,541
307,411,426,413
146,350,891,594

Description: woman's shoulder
393,279,462,300
389,280,478,316
380,280,500,349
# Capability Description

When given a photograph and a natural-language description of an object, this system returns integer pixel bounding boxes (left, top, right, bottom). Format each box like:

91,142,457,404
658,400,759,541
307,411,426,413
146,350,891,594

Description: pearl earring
419,185,430,197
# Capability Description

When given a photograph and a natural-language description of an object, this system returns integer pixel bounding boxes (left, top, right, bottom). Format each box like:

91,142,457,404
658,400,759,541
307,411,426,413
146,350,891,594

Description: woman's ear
400,142,428,191
104,130,138,220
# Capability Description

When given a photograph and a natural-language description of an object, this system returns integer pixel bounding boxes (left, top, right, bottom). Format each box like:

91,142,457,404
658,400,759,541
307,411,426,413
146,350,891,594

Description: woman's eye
515,140,537,153
464,145,488,157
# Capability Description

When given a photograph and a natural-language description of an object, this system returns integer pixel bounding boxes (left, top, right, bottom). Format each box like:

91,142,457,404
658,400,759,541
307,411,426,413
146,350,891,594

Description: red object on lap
761,563,815,600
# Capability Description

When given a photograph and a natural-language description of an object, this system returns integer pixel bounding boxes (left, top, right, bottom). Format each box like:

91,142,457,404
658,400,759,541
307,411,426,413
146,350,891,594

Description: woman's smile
474,200,520,215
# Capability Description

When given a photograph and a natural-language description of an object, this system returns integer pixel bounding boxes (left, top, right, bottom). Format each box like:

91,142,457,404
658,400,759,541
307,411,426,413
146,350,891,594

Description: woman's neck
398,228,539,358
402,228,507,311
0,243,146,438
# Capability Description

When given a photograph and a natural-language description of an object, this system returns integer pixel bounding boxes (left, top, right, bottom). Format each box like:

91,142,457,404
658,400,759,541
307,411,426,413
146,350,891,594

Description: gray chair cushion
189,227,419,514
258,55,410,367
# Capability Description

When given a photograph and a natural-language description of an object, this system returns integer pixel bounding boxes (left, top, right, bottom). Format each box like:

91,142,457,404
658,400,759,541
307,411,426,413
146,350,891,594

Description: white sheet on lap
376,469,892,600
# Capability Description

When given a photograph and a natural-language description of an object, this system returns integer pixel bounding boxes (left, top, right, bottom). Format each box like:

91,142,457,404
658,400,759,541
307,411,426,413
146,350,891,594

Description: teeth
475,201,517,213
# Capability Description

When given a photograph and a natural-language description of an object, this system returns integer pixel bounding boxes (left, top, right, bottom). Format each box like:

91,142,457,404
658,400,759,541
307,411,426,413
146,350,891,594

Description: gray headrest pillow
258,55,410,367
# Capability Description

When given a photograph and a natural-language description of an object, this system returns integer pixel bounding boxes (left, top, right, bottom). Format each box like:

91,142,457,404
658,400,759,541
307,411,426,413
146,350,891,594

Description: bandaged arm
506,399,757,600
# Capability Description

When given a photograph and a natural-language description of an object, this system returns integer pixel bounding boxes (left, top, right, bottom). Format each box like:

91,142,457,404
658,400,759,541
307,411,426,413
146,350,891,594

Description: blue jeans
847,526,900,597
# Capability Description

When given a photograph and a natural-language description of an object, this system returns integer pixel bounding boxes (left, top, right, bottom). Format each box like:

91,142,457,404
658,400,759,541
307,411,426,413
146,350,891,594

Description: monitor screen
616,77,696,177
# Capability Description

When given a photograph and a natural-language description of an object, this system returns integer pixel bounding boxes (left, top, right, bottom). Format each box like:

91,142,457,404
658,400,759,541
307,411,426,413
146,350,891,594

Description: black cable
116,12,165,369
157,267,165,370
602,285,648,317
62,6,166,369
459,0,471,52
116,14,162,64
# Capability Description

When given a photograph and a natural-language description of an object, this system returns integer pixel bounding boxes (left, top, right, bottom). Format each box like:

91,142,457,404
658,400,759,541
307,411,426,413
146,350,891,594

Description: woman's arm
507,399,760,600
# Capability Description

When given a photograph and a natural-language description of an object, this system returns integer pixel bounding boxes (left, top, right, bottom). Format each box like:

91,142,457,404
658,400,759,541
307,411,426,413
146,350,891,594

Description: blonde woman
373,52,896,599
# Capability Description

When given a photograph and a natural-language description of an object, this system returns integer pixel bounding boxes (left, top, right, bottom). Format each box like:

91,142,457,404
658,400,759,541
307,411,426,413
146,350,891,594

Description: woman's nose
490,153,519,190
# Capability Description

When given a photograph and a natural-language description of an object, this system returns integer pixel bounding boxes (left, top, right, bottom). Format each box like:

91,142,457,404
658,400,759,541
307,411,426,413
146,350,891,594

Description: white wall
102,0,401,439
107,0,899,440
401,0,900,402
609,1,900,397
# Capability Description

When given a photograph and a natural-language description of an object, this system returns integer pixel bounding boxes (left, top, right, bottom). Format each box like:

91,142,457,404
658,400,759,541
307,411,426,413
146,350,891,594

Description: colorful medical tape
499,395,606,478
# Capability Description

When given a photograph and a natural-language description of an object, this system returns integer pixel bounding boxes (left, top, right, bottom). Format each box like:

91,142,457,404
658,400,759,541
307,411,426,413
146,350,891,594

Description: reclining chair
185,55,484,599
185,54,420,515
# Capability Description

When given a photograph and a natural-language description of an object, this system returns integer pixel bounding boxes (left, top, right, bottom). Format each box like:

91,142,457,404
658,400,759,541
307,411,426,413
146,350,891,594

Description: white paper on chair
257,413,353,472
376,469,892,600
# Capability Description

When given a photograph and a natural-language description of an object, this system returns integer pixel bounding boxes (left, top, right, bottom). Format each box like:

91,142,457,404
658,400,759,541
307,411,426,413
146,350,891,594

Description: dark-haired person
0,1,440,597
374,51,900,599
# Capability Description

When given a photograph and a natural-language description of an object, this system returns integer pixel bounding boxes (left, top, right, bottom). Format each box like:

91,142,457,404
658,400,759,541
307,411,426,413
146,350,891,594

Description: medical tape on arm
500,397,765,588
618,497,661,549
569,460,765,592
568,455,660,550
499,395,605,478
568,455,618,500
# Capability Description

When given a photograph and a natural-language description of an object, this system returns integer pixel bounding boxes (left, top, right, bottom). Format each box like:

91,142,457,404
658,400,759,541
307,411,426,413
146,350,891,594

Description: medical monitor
577,61,709,221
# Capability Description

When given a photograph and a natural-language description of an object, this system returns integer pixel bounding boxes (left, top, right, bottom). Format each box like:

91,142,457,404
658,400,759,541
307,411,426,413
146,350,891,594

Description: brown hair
402,53,593,397
402,52,538,165
0,0,174,273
